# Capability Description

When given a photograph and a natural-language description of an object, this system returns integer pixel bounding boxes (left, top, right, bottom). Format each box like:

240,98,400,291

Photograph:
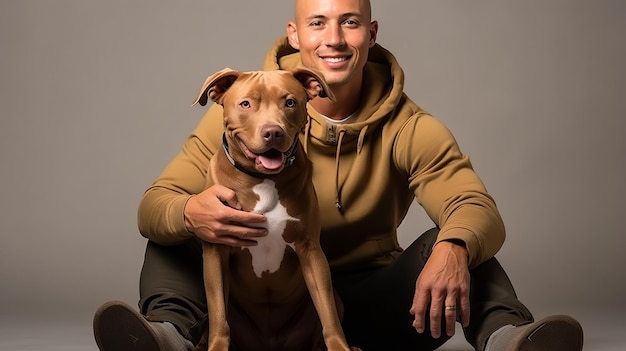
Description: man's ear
192,68,241,106
287,21,300,50
368,20,379,48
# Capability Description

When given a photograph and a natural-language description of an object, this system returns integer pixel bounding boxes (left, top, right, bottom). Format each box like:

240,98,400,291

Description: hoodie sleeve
394,112,505,268
137,105,224,245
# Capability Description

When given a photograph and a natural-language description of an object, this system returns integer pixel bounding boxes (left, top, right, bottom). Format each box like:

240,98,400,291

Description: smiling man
287,0,377,120
93,1,584,350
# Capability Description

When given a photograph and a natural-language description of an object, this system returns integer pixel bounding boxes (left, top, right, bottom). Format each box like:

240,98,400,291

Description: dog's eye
239,100,251,109
285,98,297,108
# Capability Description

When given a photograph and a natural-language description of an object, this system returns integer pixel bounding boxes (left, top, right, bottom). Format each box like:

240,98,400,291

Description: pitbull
192,68,359,351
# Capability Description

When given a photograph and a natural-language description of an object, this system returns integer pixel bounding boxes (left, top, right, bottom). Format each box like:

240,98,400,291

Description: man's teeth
324,57,347,63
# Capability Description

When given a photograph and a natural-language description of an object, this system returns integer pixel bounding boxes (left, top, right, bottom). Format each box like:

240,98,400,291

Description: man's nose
324,22,345,47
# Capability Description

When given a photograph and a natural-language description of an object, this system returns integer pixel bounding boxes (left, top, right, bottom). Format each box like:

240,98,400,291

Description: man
94,0,584,350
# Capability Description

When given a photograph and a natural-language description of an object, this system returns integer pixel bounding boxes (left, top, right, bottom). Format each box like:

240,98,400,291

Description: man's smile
322,56,350,63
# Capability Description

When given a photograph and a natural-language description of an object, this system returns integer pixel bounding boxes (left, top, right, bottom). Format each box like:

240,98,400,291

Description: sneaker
488,314,584,351
93,300,194,351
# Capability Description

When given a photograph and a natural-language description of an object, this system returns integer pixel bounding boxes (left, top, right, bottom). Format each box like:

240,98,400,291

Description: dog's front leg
202,242,231,351
297,242,352,351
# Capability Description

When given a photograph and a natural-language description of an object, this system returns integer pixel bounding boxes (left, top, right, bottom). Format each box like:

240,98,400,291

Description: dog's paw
350,347,363,351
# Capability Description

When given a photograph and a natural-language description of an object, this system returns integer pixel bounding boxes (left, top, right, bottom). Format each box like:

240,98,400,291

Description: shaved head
294,0,372,24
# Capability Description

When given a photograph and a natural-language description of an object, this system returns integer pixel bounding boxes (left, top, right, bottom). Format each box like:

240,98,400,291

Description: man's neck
310,83,362,121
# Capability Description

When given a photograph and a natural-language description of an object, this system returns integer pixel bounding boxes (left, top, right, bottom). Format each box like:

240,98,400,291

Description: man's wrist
435,239,469,264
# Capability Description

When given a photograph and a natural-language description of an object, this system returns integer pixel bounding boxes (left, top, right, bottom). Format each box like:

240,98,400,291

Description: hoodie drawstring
334,129,347,212
304,116,312,154
357,125,368,154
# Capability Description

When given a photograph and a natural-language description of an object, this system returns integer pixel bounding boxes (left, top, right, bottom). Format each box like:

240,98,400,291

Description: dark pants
138,228,533,350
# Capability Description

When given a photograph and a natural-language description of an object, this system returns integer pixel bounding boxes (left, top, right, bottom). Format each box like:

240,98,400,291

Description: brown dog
192,68,358,351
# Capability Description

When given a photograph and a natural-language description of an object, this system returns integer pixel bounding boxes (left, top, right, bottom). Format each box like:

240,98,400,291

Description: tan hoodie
137,37,505,270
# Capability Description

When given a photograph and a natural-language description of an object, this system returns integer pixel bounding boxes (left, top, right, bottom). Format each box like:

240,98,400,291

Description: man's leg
138,239,207,344
94,239,207,350
467,253,583,351
461,254,534,349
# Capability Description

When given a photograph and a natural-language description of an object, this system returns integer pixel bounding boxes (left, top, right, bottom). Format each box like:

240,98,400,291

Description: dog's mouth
237,138,285,172
256,148,285,171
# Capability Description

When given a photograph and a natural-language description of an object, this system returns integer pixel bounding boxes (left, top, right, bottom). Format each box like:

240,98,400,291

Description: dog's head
193,68,333,175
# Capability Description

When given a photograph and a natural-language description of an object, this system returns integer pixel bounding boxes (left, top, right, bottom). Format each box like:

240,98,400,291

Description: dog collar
221,133,298,178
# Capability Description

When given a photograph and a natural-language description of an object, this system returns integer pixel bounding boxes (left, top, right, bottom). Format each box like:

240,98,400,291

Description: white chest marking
244,179,298,278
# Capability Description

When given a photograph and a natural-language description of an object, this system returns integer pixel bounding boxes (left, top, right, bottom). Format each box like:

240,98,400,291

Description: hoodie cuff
161,195,195,244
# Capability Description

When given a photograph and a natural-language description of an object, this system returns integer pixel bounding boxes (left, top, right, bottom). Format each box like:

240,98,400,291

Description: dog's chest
244,179,298,278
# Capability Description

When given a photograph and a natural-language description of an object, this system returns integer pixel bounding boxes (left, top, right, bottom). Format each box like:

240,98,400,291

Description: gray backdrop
1,0,625,350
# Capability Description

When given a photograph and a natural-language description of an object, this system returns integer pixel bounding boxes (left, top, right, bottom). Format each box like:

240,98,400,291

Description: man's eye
285,98,297,108
239,100,251,108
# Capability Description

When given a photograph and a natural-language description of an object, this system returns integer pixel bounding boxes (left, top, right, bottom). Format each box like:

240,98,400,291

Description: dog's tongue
258,149,284,170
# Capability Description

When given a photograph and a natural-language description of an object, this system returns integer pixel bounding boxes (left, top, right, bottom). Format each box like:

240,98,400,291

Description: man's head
287,0,378,92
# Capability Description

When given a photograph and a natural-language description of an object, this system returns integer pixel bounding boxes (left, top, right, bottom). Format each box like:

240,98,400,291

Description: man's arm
396,112,505,337
397,112,505,268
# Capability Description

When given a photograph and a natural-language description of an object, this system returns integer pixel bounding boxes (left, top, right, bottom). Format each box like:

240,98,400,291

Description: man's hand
410,240,471,338
183,184,267,247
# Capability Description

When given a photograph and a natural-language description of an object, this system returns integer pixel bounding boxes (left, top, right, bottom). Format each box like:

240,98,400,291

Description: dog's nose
261,125,284,144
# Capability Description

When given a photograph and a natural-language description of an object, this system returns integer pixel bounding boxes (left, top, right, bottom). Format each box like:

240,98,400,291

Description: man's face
288,0,377,88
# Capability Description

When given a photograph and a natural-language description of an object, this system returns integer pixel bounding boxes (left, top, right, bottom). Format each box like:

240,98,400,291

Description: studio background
1,1,624,350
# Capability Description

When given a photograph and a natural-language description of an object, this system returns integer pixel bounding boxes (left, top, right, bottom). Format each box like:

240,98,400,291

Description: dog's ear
291,68,336,102
192,68,241,106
